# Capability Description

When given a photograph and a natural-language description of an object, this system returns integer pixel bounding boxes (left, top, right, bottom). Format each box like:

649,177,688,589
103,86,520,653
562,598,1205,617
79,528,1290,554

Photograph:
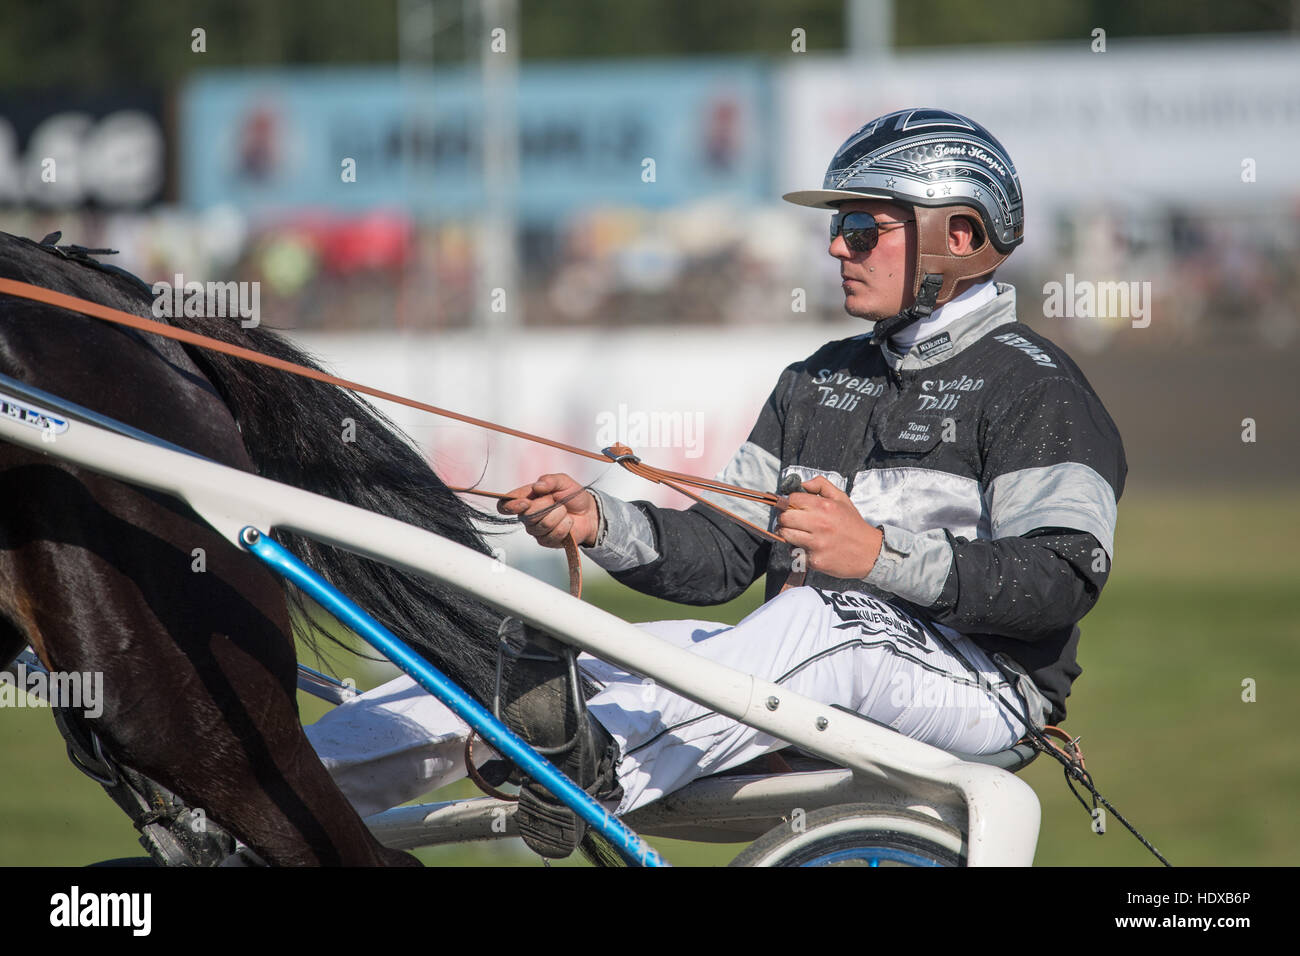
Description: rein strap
0,277,785,544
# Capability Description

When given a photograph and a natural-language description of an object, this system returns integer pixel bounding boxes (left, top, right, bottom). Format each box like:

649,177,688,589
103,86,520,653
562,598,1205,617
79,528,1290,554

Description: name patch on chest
896,421,933,443
917,332,953,359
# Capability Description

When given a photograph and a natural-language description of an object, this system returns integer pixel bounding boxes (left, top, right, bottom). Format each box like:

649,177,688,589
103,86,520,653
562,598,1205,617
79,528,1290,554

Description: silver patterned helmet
784,107,1024,313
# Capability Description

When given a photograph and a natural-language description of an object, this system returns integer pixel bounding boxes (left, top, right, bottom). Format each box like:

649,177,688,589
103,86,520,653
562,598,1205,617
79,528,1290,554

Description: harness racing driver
306,107,1127,861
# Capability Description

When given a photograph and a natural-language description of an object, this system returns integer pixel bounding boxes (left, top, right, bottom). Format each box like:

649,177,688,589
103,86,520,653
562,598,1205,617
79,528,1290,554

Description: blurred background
1,0,1297,867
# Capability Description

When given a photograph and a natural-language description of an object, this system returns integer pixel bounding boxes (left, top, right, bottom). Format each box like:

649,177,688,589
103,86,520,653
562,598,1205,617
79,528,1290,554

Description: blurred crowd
1,200,1296,350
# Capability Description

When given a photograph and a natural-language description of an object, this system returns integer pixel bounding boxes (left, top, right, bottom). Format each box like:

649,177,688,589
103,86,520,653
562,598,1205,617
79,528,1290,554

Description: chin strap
869,273,943,345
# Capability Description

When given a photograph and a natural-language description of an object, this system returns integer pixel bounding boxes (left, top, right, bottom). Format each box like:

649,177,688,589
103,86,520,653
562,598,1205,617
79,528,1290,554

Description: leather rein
0,277,794,592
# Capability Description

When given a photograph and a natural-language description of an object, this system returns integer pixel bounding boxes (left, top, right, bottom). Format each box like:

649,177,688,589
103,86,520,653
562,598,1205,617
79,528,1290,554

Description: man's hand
497,473,600,549
776,476,884,579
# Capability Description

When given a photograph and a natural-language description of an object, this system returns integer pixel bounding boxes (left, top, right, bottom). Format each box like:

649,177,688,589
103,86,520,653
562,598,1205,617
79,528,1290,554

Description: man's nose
829,232,853,259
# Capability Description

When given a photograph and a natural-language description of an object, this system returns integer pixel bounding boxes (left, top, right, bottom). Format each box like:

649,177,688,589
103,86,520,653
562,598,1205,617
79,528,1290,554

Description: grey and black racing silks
583,284,1126,725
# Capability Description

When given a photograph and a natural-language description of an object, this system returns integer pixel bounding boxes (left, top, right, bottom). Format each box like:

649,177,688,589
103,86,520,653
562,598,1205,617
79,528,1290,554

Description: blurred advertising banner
0,91,168,208
779,38,1300,212
181,62,771,220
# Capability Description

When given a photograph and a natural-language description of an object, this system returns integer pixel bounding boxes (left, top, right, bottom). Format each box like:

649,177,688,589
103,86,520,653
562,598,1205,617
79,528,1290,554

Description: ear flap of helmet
912,205,1009,306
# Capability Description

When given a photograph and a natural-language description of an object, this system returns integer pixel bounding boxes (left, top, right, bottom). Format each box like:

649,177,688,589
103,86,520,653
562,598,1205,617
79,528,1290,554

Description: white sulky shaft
0,399,1040,865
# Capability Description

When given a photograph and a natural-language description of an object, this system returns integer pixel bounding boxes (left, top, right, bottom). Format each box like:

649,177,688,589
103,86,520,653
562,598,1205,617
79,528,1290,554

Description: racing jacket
582,282,1126,725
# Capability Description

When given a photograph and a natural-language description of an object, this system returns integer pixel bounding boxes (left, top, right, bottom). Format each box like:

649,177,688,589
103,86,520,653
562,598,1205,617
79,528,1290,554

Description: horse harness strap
52,707,241,865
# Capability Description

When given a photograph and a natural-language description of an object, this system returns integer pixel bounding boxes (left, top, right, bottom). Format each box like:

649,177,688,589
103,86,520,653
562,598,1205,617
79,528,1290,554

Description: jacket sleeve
588,494,773,605
866,374,1126,641
922,528,1108,639
579,361,803,605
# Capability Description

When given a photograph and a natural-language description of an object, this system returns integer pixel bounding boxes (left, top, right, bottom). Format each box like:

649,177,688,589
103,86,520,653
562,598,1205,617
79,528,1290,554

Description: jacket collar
888,279,998,350
880,282,1018,372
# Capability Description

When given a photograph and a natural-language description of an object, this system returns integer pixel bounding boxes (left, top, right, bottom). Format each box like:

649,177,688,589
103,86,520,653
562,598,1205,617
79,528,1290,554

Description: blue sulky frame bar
239,525,667,868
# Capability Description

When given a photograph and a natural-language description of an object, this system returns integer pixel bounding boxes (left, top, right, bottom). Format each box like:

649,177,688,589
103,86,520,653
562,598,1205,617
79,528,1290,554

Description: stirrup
494,617,621,858
493,616,589,757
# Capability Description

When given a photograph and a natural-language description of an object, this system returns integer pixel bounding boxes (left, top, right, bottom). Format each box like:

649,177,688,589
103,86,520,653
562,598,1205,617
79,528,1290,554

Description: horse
0,230,520,865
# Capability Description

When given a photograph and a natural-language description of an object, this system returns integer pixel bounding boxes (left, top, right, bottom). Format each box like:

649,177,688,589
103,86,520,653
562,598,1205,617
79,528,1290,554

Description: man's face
829,199,917,322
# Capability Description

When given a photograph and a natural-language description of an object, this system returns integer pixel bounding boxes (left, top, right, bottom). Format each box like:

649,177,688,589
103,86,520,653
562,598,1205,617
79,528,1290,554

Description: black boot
499,621,622,858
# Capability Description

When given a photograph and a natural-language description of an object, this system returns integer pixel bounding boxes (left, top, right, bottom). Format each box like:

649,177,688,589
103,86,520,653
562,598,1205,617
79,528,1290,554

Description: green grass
3,489,1297,866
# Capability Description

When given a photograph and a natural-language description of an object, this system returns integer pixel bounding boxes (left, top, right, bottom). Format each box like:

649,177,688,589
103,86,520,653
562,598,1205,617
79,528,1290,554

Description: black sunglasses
829,211,915,254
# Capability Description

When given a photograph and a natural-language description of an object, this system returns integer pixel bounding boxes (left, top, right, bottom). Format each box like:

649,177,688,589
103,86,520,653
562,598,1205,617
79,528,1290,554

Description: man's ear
948,215,981,256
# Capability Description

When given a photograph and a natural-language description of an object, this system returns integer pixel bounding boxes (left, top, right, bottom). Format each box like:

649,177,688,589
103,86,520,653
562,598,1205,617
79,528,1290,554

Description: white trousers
305,587,1031,819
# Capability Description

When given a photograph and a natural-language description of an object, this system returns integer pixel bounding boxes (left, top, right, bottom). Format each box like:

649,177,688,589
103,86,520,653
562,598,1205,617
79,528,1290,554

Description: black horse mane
0,231,511,707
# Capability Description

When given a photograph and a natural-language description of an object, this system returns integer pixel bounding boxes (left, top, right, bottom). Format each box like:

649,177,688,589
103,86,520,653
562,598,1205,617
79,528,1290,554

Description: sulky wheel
728,803,966,867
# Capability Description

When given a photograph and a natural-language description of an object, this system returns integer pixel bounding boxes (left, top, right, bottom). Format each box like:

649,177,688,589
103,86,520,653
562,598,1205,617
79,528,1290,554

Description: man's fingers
786,491,831,512
778,522,810,543
496,474,579,516
536,515,575,548
518,500,567,531
777,508,817,535
787,482,849,513
532,473,576,496
490,473,590,549
496,485,533,514
801,475,847,499
521,510,572,548
500,494,549,516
